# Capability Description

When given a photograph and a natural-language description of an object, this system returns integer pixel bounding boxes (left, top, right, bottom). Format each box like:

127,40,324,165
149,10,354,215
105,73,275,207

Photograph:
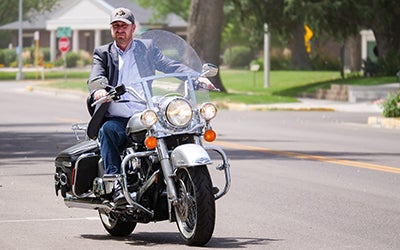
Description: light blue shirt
107,41,147,118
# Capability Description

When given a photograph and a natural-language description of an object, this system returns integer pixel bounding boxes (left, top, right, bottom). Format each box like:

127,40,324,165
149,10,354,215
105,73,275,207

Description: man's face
111,21,135,48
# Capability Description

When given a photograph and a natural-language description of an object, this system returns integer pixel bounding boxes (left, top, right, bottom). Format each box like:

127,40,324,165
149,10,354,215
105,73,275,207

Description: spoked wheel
174,166,215,246
98,209,136,237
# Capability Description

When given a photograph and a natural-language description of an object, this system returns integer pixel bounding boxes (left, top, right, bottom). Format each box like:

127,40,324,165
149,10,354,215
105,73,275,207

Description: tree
310,0,400,74
137,0,226,91
229,0,400,74
187,0,225,91
227,0,311,69
0,0,58,48
0,0,58,25
136,0,191,21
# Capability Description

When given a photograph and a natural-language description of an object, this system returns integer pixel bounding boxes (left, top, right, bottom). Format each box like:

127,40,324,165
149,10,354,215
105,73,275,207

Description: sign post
57,27,71,81
34,31,40,79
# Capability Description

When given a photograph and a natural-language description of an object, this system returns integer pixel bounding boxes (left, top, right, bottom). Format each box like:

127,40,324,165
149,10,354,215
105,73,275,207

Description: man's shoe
112,189,125,204
112,182,126,204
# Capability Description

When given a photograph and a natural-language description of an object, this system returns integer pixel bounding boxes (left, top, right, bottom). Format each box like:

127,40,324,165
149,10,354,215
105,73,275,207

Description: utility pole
264,23,270,88
16,0,23,80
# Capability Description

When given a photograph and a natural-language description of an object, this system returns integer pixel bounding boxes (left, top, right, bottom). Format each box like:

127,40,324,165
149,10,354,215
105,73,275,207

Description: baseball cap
110,7,135,24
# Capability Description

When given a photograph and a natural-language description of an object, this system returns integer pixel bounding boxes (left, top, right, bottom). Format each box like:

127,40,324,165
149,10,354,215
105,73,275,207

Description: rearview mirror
201,63,218,78
87,76,109,90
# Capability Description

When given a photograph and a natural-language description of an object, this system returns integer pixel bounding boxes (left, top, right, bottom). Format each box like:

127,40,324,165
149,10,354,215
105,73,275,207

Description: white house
0,0,187,61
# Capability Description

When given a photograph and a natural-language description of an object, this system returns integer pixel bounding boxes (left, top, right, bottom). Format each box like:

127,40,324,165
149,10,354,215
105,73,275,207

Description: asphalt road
0,81,399,249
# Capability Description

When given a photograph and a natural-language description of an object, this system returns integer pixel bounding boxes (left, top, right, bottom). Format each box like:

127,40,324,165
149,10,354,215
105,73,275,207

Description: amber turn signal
145,136,157,149
204,129,216,142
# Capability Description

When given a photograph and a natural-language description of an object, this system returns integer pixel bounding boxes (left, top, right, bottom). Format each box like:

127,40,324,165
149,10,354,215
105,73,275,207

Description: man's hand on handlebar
197,77,219,91
93,89,109,101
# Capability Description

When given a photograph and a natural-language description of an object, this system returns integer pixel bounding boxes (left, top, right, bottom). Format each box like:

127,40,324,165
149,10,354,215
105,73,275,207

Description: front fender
170,144,212,169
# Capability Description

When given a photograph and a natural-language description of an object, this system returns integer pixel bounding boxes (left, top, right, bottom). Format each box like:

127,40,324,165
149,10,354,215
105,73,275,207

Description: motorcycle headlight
200,102,217,121
166,98,193,127
141,110,158,128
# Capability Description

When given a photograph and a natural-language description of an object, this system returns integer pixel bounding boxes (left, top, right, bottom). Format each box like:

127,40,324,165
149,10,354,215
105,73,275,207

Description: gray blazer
86,38,195,139
88,38,194,92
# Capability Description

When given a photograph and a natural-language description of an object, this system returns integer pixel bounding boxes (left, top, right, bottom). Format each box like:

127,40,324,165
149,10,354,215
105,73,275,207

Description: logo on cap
115,9,126,17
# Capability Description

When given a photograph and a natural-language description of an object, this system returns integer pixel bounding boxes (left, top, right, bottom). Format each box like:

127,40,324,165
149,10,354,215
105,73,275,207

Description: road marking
213,141,400,174
56,117,86,123
0,217,99,223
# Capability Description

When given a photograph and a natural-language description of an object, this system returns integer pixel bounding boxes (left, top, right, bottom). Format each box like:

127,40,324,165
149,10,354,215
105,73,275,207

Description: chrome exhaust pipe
60,173,68,186
64,195,112,212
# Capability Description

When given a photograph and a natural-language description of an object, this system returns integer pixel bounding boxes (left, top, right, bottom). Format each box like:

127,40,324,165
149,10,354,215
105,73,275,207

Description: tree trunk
188,0,226,92
372,18,400,60
289,24,311,70
367,1,400,74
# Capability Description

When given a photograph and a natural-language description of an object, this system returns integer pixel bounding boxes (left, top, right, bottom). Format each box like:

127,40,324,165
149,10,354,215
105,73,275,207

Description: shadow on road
81,232,282,248
1,123,394,165
0,123,79,161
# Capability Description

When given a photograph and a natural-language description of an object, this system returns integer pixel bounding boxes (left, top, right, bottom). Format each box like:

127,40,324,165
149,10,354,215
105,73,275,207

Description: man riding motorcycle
88,7,215,203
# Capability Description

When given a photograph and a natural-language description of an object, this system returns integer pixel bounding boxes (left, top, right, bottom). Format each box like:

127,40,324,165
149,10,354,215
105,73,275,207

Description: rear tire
174,166,215,246
98,209,136,237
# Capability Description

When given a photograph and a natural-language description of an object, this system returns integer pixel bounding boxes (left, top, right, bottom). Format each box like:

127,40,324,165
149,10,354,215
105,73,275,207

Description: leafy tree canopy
136,0,191,21
0,0,58,25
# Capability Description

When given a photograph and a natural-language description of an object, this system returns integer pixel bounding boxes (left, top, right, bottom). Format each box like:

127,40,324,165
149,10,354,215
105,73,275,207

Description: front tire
98,209,136,237
174,166,215,246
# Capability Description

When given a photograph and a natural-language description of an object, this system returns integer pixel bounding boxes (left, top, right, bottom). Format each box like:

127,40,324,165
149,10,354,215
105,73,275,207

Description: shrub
310,54,341,71
78,50,92,66
378,49,400,76
41,48,51,62
269,48,290,70
250,59,264,71
270,55,290,70
0,50,4,66
2,49,16,67
223,46,253,68
22,49,32,65
65,52,80,68
381,92,400,117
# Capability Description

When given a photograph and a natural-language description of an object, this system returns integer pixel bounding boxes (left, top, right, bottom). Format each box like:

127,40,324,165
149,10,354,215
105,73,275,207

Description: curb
25,85,88,99
368,116,400,129
216,102,335,112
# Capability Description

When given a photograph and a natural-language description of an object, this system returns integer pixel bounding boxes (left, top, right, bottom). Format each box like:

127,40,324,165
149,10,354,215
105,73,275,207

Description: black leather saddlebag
55,140,100,197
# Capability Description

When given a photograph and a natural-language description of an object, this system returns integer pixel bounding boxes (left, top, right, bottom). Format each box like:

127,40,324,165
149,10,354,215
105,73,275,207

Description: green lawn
1,69,397,104
213,70,396,104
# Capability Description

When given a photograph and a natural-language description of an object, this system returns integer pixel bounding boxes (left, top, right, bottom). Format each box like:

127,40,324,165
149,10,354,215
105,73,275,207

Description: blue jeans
99,117,130,175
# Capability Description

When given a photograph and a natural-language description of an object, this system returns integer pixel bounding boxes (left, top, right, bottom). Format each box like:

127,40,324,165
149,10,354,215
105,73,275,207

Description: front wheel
174,166,215,246
98,209,136,237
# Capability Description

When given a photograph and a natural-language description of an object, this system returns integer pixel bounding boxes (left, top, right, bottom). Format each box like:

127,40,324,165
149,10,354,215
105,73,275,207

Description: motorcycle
54,30,231,246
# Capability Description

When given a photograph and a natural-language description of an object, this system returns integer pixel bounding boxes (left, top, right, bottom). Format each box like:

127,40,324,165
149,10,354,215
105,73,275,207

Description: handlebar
90,74,220,107
91,85,126,107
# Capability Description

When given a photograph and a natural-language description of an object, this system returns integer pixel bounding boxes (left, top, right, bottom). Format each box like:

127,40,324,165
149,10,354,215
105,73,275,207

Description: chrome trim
204,145,231,200
72,153,97,198
170,144,212,168
119,151,157,217
64,194,112,212
136,170,160,201
59,173,68,186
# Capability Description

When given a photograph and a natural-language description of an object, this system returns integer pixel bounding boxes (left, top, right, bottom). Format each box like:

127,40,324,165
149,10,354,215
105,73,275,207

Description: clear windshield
139,30,203,72
133,30,210,108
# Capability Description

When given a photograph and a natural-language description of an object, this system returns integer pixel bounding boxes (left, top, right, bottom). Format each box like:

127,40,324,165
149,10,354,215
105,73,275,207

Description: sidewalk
220,98,383,113
220,98,400,129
